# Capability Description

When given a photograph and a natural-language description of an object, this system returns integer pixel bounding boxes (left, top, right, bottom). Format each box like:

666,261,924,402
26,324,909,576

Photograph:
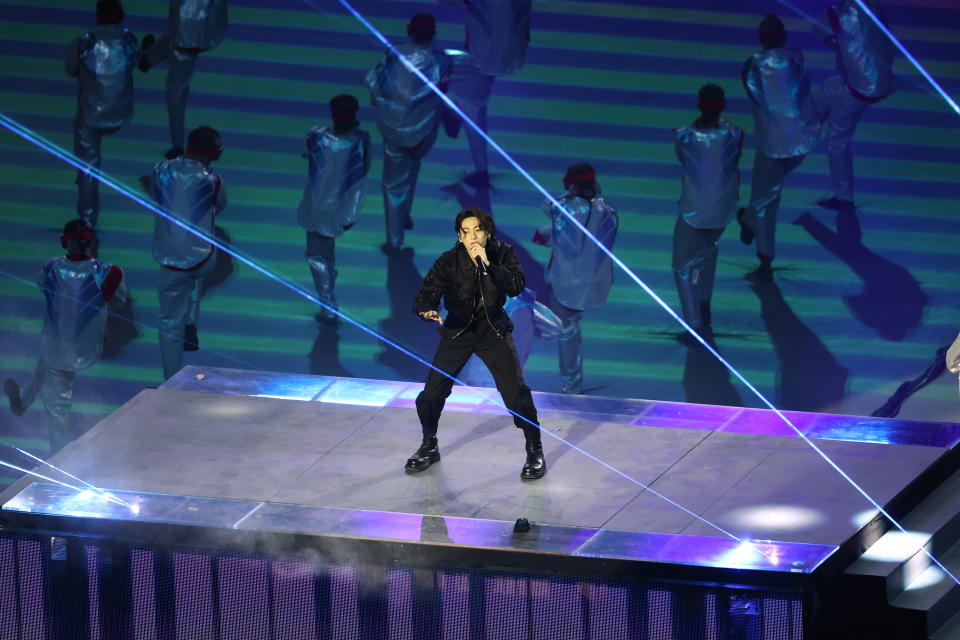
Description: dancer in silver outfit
673,84,743,341
737,14,819,281
4,220,125,453
151,126,226,379
813,0,896,210
64,0,139,227
139,0,228,157
366,13,450,251
297,95,371,322
439,0,531,184
534,164,618,394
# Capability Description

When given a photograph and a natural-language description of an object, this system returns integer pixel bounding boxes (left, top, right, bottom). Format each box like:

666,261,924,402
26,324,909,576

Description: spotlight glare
861,531,930,563
727,504,826,532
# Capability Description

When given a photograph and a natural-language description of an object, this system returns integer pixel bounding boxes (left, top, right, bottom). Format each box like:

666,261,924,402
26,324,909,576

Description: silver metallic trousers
305,231,337,320
814,75,871,203
447,72,496,175
382,126,438,249
743,151,805,260
672,216,724,329
143,35,200,149
157,256,214,380
74,114,121,227
548,287,584,395
19,360,76,453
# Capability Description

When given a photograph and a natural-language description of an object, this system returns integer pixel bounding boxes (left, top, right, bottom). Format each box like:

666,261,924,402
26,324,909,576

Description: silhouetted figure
672,84,743,343
794,209,927,340
533,163,618,394
4,219,126,453
738,14,819,281
151,125,226,379
751,280,848,412
297,94,370,323
682,336,743,407
813,0,896,211
366,13,450,251
376,247,437,381
309,323,352,378
65,0,139,227
873,345,947,417
139,0,228,157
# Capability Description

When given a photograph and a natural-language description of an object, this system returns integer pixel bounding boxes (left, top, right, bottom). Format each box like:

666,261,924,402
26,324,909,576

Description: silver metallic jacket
366,42,450,148
38,256,126,371
170,0,228,50
67,24,139,129
297,126,370,238
742,48,819,158
464,0,531,76
151,157,226,269
830,0,896,99
674,119,743,229
543,191,618,311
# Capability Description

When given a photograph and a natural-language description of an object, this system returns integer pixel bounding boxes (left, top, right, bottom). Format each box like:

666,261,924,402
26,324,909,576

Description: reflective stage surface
1,367,955,578
5,482,836,574
164,366,960,448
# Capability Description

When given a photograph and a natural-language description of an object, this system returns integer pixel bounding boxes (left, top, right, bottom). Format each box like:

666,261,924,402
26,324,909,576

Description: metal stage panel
1,367,958,638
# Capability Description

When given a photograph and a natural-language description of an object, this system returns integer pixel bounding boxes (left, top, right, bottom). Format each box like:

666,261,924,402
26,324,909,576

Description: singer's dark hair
454,207,496,239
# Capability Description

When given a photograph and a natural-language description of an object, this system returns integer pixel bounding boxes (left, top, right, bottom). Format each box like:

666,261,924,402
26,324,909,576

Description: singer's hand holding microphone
467,243,489,275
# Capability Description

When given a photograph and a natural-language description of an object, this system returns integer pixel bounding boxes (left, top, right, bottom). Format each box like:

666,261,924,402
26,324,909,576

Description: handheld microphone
475,255,488,275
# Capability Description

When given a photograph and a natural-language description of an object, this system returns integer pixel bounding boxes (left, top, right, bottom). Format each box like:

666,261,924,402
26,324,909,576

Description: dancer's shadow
794,210,927,341
439,174,492,217
376,247,437,381
101,293,140,360
751,280,848,412
308,323,352,377
681,334,743,407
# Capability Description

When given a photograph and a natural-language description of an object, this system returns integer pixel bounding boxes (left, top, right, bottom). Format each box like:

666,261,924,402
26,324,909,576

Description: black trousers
416,321,539,437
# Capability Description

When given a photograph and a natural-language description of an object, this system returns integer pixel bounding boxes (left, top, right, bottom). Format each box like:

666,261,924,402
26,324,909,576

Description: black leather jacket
413,240,525,336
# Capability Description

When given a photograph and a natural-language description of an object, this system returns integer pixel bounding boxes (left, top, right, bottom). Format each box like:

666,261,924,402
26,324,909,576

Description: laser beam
327,0,958,583
0,456,132,510
0,112,768,557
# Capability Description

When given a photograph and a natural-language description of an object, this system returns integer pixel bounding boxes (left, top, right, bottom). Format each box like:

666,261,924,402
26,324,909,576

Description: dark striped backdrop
1,0,958,463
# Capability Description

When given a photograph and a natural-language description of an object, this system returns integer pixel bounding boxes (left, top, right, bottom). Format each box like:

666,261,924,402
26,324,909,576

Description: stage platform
3,365,959,562
2,367,959,638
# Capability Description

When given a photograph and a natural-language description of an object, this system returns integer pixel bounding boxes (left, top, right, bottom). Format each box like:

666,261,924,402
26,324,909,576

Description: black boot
405,435,440,473
521,428,546,480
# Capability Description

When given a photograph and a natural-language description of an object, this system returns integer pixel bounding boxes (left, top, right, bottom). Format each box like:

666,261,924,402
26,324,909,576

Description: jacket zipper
451,262,501,340
478,266,502,338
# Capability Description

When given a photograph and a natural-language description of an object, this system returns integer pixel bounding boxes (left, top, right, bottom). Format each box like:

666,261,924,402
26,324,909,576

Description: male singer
409,207,546,479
